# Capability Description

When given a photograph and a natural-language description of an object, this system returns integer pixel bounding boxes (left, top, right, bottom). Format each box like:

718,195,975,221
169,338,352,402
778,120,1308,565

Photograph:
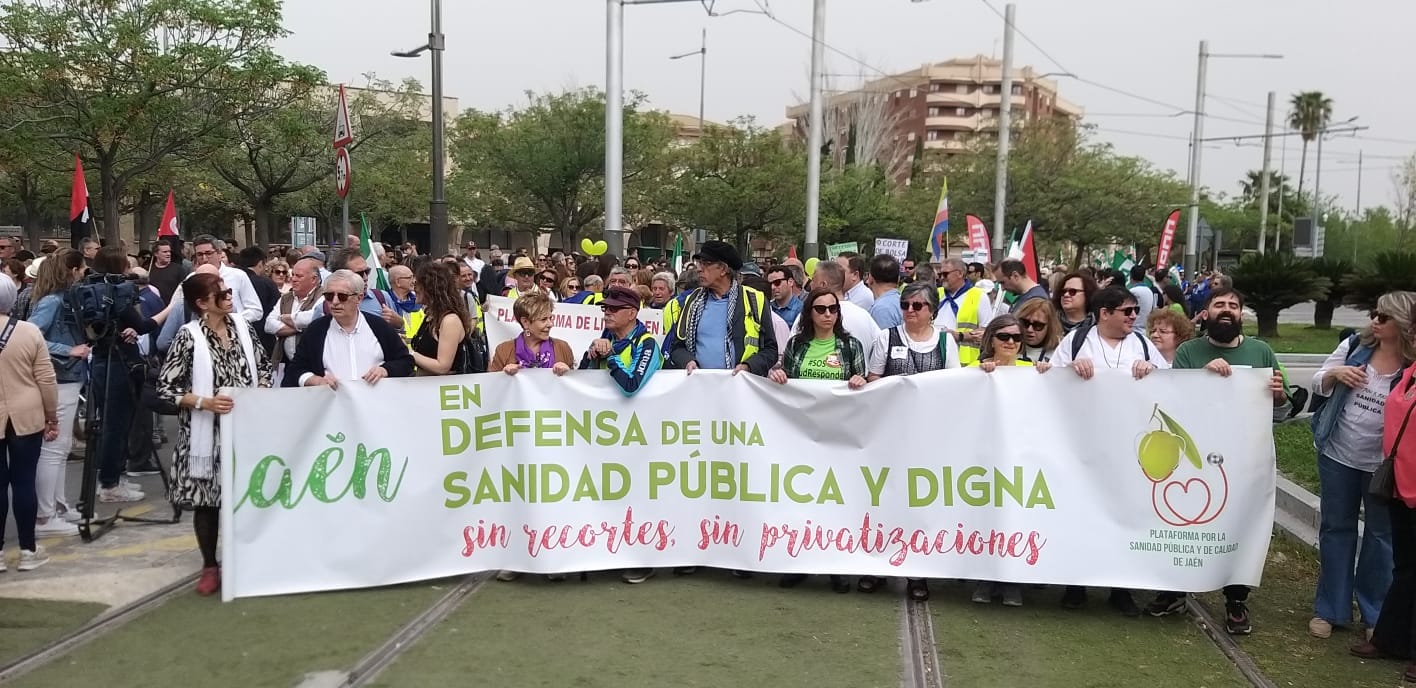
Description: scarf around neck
685,279,741,368
515,334,555,368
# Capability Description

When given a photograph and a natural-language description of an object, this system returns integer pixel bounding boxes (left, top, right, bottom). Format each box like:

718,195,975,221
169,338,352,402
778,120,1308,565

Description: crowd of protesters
2,233,1416,672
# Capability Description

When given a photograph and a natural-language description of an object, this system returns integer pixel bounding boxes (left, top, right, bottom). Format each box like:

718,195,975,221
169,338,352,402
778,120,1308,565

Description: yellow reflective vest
955,287,988,366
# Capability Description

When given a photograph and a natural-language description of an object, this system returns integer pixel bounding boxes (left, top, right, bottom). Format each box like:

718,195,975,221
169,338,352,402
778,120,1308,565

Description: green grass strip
369,573,902,688
8,580,451,688
932,582,1248,687
1199,535,1409,687
0,599,106,667
1247,323,1347,355
1274,420,1320,494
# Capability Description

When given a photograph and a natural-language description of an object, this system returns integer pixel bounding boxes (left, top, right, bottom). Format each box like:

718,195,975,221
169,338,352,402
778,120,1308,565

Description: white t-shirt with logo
1052,327,1170,370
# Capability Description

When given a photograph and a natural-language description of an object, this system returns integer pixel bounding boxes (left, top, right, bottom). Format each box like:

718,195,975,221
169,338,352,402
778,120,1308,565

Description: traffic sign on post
335,147,352,199
333,84,354,148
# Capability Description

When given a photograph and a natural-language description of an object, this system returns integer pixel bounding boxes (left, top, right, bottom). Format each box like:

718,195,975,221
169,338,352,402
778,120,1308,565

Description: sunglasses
770,278,788,287
568,283,580,289
215,288,233,301
355,268,371,278
323,292,355,303
538,274,555,282
1108,306,1140,317
272,270,288,276
601,305,631,314
1019,318,1047,331
901,301,931,312
626,263,640,269
515,270,534,277
1060,288,1084,298
993,332,1022,343
1372,311,1392,324
811,303,841,315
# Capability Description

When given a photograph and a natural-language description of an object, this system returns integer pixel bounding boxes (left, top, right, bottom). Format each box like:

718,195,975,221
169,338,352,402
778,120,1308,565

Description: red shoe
195,566,221,596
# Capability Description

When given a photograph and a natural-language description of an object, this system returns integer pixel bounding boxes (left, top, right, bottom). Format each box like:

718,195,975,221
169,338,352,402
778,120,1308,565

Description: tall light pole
669,28,707,135
990,3,1015,264
1313,116,1359,233
607,0,702,259
392,0,448,255
1183,42,1281,276
1257,91,1275,255
803,0,826,260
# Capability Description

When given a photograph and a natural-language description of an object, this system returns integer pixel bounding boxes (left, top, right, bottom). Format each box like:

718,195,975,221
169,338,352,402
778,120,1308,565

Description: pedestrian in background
0,274,59,572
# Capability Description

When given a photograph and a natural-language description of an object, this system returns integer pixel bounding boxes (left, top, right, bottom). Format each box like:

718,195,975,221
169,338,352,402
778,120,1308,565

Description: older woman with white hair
648,271,675,310
0,274,59,572
283,269,414,388
1310,291,1416,639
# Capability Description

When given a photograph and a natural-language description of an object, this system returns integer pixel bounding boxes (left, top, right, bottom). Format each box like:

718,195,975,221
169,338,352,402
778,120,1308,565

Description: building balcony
922,139,969,151
925,114,984,130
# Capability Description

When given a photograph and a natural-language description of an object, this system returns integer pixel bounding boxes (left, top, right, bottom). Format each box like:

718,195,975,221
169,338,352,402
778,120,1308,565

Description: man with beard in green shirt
1146,286,1289,634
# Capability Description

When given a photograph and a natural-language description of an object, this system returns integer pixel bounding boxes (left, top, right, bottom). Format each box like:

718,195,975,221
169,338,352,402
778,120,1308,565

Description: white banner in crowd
221,368,1277,601
874,238,909,262
483,295,666,362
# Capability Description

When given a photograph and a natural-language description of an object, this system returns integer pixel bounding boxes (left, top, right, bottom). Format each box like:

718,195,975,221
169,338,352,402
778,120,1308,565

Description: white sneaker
19,546,48,571
99,484,145,503
35,519,80,537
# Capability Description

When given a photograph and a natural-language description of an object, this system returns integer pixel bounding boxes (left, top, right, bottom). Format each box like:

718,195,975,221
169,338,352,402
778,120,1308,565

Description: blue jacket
1311,336,1404,456
27,293,87,384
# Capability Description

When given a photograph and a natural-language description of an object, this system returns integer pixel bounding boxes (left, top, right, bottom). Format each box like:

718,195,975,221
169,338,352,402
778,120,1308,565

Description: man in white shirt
285,269,414,388
188,235,262,323
265,257,324,380
462,241,485,277
836,253,875,310
812,259,881,361
1053,285,1168,380
1127,265,1157,335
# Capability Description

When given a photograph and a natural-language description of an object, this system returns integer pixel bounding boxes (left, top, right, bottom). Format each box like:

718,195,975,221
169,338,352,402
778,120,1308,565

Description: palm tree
1287,91,1334,212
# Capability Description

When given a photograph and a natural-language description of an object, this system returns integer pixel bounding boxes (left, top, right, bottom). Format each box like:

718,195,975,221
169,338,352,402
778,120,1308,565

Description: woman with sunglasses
966,314,1049,607
1013,298,1063,364
156,273,274,595
1310,292,1416,641
1052,272,1098,335
535,270,560,302
857,282,959,599
768,288,866,593
558,277,581,301
266,259,291,294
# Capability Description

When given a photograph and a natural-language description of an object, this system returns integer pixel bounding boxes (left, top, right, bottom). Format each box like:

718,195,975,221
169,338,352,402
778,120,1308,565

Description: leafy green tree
1288,91,1334,208
0,0,320,245
1309,257,1355,329
1343,251,1416,312
1229,253,1330,337
447,88,673,252
655,119,805,254
819,164,905,250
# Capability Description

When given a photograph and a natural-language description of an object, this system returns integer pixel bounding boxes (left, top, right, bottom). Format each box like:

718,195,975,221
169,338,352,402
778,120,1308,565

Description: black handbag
1372,383,1416,499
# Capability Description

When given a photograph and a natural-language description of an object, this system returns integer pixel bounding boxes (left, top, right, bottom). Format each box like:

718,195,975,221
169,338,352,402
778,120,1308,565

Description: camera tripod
76,331,182,543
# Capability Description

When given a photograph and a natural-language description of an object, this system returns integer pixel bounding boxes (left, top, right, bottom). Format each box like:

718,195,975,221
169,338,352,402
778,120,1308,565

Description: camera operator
85,247,175,504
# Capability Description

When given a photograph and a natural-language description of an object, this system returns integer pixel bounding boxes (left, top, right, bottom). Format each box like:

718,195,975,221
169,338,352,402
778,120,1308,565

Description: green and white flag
360,213,390,291
1109,250,1135,273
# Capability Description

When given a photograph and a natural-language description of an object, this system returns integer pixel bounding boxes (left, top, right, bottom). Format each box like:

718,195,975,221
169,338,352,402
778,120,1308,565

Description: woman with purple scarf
489,292,573,583
490,292,573,377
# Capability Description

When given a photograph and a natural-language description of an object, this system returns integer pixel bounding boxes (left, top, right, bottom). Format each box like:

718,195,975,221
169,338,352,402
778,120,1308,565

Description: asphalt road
1278,302,1369,328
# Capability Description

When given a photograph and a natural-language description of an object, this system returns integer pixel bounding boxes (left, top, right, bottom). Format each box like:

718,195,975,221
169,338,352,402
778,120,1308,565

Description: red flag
1155,209,1181,268
69,154,90,248
1007,220,1039,282
964,214,991,256
158,190,179,238
787,245,798,260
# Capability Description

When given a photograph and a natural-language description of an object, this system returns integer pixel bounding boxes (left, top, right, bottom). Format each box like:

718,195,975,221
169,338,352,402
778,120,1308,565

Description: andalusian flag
1109,250,1135,273
672,233,684,273
359,213,390,291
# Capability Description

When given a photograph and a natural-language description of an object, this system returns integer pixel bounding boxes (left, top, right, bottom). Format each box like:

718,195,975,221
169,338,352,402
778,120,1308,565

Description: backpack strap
1134,331,1152,361
938,331,951,367
1070,321,1094,360
888,326,903,352
0,316,18,355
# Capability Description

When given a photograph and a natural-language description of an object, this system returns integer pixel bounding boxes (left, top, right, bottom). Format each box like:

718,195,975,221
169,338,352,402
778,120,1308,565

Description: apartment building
785,55,1083,182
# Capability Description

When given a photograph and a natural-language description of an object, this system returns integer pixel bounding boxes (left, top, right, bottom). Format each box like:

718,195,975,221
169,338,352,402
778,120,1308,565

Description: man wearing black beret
664,240,778,377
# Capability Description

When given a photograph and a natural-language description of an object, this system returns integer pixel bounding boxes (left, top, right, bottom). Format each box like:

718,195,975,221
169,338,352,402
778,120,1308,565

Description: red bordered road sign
335,147,352,199
333,84,354,148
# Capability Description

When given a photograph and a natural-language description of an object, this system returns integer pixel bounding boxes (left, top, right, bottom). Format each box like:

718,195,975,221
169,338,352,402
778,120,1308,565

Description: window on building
954,107,968,117
926,130,941,141
984,84,999,95
907,132,917,142
956,83,969,94
1011,84,1023,95
927,106,941,117
909,88,917,98
930,83,943,93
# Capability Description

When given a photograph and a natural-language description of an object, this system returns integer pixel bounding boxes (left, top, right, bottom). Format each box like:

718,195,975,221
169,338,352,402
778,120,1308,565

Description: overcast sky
278,0,1413,212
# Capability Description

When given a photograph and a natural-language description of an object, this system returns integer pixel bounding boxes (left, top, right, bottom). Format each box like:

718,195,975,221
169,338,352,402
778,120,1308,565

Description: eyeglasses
568,282,580,290
1108,306,1141,317
769,278,788,287
538,274,555,282
515,270,534,277
355,268,371,278
215,288,233,300
993,332,1022,343
1372,311,1393,324
625,263,640,269
601,305,631,314
901,301,930,312
195,249,217,258
323,292,355,303
271,270,288,276
1019,318,1048,331
1151,328,1175,336
811,303,841,315
1060,288,1084,298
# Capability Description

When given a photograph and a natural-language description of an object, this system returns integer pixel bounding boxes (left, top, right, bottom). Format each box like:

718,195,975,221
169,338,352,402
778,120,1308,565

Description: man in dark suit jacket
281,269,414,388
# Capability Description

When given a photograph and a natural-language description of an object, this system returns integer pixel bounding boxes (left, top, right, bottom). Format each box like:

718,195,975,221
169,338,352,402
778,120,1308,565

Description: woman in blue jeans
1309,291,1416,639
0,274,61,571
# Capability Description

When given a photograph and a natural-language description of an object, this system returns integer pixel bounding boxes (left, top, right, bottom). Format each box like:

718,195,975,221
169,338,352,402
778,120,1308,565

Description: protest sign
825,242,858,259
483,295,665,362
874,238,908,262
222,368,1277,601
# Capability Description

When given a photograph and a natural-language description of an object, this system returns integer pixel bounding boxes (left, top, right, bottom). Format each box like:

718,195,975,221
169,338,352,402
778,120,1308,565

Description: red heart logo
1161,478,1212,525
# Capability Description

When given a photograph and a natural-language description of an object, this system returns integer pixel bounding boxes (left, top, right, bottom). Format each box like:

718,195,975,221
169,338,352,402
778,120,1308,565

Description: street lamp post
1182,41,1281,276
1312,115,1359,233
669,28,708,136
392,0,448,256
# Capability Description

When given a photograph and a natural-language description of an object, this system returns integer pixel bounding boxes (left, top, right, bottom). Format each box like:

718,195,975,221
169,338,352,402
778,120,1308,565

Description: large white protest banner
221,368,1276,601
483,295,666,362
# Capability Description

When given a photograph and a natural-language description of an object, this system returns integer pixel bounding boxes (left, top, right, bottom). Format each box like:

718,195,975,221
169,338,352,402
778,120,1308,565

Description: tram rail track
900,588,943,688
